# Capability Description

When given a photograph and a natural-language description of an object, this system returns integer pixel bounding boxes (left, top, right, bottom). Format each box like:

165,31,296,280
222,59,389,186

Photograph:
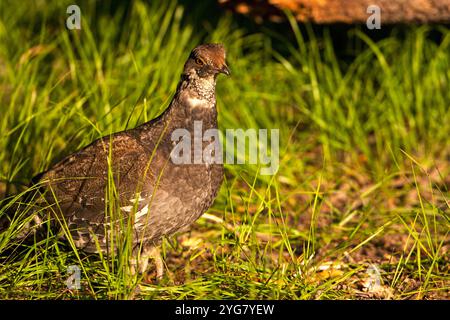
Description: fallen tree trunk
219,0,450,24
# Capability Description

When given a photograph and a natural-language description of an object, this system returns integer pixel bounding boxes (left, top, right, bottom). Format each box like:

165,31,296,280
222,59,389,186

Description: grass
0,0,449,299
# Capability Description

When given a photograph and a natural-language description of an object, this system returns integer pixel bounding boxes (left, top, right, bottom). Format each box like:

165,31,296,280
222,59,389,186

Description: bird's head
183,43,230,80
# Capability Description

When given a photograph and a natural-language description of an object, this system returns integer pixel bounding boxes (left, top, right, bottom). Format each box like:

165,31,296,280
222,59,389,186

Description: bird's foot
130,246,164,281
150,247,164,281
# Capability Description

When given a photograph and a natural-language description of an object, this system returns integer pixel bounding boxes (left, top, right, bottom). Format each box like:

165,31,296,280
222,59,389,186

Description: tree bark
219,0,450,24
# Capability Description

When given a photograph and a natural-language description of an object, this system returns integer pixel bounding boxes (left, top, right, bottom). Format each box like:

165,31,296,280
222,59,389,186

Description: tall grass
0,0,448,299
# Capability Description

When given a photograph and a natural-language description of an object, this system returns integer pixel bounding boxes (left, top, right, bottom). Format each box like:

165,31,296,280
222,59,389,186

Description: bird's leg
147,246,164,280
130,246,164,280
130,254,149,276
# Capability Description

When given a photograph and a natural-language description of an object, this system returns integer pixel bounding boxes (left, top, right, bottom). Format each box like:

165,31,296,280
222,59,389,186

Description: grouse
4,43,229,277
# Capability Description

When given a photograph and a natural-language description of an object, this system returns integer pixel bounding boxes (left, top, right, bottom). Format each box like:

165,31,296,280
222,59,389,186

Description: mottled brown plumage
9,43,229,275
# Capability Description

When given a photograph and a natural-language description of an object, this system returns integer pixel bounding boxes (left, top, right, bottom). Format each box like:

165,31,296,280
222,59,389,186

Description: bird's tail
0,188,48,243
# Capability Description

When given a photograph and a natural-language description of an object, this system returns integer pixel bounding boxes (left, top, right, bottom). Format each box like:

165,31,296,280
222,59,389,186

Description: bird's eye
195,58,205,66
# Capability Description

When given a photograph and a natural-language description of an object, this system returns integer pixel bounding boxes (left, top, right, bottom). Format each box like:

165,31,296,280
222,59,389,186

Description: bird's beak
219,63,230,76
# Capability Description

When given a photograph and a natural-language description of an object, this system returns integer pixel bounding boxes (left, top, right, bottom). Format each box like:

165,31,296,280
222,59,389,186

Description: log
218,0,450,24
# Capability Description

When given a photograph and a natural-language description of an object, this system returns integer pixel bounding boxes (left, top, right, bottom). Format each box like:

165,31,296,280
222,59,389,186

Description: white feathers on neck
187,96,212,109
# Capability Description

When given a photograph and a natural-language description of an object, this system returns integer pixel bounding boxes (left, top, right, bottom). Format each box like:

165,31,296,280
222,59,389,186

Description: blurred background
0,0,448,299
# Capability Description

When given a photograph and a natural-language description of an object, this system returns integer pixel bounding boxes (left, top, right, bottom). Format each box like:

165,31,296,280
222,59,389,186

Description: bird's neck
176,71,217,103
166,73,218,126
138,74,219,145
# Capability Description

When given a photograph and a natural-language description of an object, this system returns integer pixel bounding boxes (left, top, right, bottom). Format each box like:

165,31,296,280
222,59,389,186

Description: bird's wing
33,132,165,245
